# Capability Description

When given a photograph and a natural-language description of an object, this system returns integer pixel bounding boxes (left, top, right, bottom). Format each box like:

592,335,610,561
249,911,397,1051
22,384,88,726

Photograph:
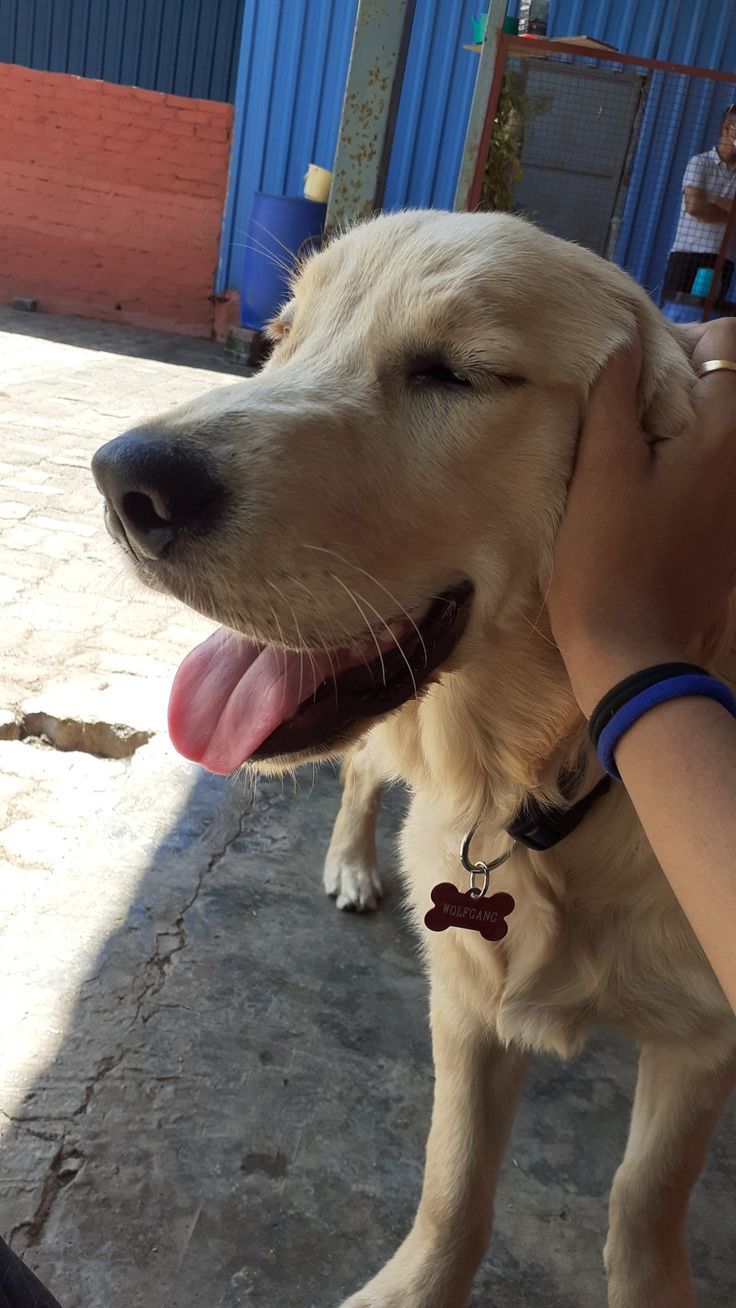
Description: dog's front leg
324,743,384,911
341,980,528,1308
605,1039,736,1308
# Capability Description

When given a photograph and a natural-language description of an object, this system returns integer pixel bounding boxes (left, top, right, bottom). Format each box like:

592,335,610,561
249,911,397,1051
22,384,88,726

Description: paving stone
0,525,47,550
0,501,32,520
0,578,24,603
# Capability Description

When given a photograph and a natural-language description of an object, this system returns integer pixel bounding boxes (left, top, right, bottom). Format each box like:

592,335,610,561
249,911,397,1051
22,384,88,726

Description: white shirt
671,147,736,256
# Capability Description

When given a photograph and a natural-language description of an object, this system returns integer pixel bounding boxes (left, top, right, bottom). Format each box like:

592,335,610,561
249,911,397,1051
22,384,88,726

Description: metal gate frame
462,30,736,320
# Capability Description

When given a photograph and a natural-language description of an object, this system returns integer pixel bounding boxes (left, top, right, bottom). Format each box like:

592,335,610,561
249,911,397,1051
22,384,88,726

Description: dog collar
505,776,611,851
424,774,611,944
458,771,611,895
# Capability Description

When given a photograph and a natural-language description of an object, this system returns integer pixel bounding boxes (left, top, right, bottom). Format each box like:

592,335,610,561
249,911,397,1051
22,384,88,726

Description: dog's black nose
91,432,223,559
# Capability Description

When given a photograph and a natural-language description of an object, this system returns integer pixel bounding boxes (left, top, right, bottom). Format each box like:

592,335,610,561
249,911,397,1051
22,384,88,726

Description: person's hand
548,318,736,716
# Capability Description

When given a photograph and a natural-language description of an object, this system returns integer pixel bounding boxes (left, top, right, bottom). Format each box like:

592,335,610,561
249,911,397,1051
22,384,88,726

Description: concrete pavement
0,305,733,1307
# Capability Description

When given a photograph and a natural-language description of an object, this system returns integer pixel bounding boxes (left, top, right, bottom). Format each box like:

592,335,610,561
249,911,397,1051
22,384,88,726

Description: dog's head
92,210,693,777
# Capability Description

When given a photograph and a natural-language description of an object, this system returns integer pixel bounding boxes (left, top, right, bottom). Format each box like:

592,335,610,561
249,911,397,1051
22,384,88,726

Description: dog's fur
106,211,735,1305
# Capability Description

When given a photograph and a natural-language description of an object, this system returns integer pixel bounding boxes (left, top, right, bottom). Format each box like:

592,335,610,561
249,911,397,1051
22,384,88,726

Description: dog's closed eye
410,361,473,388
408,357,526,391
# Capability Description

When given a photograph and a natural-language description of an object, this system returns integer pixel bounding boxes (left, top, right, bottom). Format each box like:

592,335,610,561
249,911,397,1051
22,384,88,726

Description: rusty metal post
326,0,416,230
453,0,509,210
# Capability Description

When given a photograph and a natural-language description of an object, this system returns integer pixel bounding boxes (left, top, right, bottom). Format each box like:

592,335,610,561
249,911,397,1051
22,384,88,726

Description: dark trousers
663,249,734,302
0,1239,62,1308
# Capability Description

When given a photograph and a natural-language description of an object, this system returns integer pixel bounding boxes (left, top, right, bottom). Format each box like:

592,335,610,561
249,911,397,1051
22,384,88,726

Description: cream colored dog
92,210,735,1308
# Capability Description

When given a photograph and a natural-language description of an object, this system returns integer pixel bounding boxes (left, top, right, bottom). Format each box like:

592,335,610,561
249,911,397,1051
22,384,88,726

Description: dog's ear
628,286,695,442
549,241,695,441
539,238,694,441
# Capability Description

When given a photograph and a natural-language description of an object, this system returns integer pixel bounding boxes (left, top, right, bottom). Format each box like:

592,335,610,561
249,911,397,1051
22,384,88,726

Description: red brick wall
0,63,233,337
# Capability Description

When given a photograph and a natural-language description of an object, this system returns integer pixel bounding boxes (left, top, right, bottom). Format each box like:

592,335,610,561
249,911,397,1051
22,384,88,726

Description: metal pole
453,0,508,211
326,0,416,230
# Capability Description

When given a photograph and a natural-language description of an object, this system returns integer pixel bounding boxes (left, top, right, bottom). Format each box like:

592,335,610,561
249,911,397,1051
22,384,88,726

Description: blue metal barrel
239,193,327,330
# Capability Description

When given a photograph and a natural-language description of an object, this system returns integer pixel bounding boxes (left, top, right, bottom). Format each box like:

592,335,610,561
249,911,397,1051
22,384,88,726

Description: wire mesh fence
470,34,736,322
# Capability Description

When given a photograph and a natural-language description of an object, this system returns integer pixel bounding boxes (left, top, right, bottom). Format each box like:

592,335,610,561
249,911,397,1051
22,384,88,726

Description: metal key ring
460,823,515,897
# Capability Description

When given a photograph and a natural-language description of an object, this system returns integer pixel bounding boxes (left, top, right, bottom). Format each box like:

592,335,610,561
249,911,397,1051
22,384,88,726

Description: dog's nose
91,431,223,560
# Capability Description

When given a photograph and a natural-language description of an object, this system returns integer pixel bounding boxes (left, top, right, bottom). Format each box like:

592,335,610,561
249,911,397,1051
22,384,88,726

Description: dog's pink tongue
168,627,333,774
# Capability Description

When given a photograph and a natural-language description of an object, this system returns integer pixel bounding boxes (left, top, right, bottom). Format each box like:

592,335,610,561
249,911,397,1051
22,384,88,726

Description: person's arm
681,153,731,221
683,186,731,222
548,319,736,1011
615,697,736,1005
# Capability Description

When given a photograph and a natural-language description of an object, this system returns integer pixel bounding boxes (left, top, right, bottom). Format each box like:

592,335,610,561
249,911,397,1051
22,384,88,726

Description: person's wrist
561,636,688,719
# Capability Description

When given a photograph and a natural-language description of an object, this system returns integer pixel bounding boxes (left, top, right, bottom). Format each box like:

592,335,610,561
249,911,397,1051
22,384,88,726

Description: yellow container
304,164,332,204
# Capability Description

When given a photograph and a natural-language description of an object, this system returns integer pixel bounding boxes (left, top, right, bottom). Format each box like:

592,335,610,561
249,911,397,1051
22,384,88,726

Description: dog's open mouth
168,582,472,772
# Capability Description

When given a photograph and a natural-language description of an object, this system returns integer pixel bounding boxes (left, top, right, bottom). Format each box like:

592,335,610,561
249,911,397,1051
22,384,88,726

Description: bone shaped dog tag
424,882,515,942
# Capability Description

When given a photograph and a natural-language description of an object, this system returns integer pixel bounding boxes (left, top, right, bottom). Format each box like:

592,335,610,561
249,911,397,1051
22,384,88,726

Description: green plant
481,67,550,212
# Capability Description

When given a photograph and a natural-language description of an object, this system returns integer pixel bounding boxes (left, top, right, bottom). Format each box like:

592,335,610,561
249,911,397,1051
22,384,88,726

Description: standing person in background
662,104,736,323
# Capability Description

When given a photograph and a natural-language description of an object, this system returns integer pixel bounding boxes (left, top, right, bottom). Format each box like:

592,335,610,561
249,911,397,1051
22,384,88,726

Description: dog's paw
339,1291,405,1307
338,1283,453,1308
338,1255,466,1308
605,1235,695,1308
323,854,383,912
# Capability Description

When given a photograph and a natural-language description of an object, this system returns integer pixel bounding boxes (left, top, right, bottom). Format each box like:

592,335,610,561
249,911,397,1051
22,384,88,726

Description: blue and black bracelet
588,662,736,779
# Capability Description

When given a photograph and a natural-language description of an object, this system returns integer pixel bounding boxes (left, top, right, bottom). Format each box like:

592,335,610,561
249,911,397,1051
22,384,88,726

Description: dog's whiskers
303,544,428,668
521,572,557,650
248,215,308,268
349,585,419,701
329,574,387,687
265,597,291,711
230,242,293,280
266,579,315,706
99,565,135,602
287,576,341,707
230,231,294,278
519,611,558,649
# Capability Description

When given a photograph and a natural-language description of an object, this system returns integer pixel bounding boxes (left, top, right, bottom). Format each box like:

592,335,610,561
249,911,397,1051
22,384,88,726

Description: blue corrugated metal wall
216,0,359,292
548,0,736,295
0,0,243,101
549,0,733,68
217,0,480,292
383,0,479,209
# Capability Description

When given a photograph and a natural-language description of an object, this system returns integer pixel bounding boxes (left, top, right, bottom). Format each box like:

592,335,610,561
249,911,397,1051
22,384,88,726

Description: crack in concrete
72,1052,120,1118
0,1110,61,1145
9,1141,85,1254
4,799,245,1257
129,805,245,1029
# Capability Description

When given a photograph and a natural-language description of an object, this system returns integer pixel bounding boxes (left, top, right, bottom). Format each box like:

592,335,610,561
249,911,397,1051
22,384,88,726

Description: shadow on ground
0,307,249,375
2,765,733,1308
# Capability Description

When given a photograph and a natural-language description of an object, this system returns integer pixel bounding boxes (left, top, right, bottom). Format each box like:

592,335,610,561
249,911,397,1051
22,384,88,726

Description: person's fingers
691,370,736,453
689,317,736,371
590,342,642,428
574,342,646,482
656,359,736,506
646,320,736,482
680,321,736,455
677,322,711,354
